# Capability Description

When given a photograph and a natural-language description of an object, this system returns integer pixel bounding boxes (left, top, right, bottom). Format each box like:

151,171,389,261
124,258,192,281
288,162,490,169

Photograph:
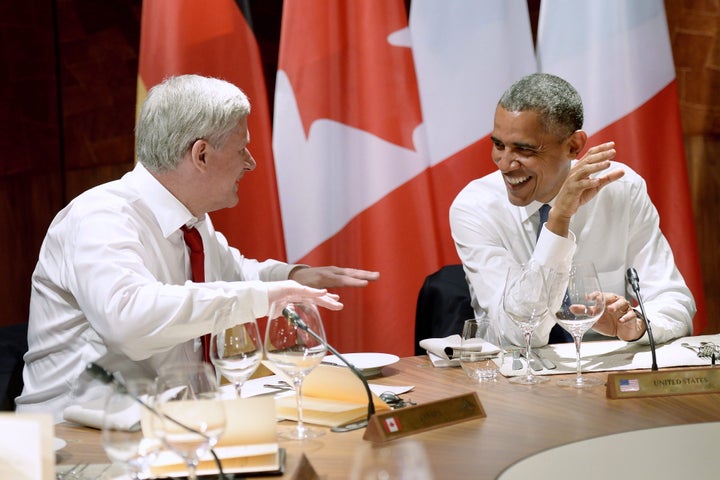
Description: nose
495,151,520,172
244,151,256,171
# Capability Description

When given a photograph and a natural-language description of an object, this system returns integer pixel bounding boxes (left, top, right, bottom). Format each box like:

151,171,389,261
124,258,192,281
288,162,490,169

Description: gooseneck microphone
85,362,225,476
626,268,658,371
282,307,375,432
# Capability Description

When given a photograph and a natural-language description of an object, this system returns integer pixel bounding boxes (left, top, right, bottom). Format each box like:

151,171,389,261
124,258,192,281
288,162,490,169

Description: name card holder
363,392,485,443
607,366,720,399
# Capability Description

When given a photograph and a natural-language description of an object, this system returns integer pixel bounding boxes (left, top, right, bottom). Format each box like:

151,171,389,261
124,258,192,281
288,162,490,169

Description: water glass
101,379,161,479
459,317,501,382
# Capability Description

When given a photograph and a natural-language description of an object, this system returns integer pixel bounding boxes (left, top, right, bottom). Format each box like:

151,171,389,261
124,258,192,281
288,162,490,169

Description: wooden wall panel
0,0,62,327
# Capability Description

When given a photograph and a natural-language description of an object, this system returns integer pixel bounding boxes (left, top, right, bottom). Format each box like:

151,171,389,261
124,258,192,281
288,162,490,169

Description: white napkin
419,335,462,361
62,394,141,431
420,334,502,368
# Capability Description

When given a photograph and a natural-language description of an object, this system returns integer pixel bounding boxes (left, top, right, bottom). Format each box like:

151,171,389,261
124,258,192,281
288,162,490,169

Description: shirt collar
126,163,206,238
520,200,554,223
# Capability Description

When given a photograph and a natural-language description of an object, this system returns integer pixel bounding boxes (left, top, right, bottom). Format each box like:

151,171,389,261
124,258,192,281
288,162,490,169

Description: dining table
55,354,720,479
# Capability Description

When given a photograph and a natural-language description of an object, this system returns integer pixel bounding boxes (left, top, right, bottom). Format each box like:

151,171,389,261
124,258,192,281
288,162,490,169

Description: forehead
224,117,250,146
492,107,548,144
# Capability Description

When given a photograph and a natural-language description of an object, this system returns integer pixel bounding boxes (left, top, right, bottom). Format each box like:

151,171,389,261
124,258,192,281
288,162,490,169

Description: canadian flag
537,0,707,333
138,0,286,261
273,0,536,354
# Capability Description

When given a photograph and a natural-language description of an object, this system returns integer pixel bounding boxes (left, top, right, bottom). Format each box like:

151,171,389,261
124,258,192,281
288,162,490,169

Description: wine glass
101,379,161,479
554,262,605,388
503,262,550,385
209,306,263,398
264,300,328,440
151,362,226,480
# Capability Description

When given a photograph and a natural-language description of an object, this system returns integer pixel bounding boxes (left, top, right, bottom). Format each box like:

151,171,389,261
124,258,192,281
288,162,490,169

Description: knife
522,351,542,371
533,350,556,370
512,350,523,370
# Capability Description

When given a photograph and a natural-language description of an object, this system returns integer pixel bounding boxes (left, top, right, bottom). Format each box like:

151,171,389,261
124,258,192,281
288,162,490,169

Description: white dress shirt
450,161,695,348
16,163,297,421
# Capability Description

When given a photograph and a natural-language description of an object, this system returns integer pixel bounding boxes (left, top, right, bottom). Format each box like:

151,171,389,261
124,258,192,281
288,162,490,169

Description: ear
189,139,210,172
566,130,587,158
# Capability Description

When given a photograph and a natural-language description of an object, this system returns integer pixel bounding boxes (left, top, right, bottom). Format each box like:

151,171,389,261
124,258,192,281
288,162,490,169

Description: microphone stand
282,308,375,432
85,363,226,478
626,268,658,371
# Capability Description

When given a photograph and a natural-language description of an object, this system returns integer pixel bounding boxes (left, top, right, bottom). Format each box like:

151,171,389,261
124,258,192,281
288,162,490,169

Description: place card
0,413,54,480
607,366,720,399
363,392,485,442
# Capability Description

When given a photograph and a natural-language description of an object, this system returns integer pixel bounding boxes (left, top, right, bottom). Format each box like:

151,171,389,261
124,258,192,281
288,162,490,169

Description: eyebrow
491,136,541,151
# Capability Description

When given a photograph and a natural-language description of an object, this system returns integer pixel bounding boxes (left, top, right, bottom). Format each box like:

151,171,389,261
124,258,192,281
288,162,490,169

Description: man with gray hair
17,74,379,421
450,73,694,348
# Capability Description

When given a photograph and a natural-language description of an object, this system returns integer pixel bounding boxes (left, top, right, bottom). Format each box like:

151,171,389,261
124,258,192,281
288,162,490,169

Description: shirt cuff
534,227,576,267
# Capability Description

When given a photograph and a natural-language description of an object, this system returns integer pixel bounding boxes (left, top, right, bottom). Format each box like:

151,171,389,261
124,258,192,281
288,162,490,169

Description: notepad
146,396,284,477
0,413,54,480
265,362,392,427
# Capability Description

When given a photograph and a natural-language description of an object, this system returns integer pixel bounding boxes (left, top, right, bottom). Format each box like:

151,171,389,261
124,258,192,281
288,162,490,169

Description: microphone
625,268,658,371
85,362,225,475
282,307,375,432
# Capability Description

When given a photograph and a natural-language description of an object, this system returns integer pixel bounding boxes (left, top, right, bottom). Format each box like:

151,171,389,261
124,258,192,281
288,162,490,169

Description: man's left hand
290,266,380,289
592,292,646,341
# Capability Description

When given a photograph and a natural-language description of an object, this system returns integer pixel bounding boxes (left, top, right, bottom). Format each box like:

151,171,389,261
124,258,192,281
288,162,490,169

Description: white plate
323,352,399,377
54,437,67,451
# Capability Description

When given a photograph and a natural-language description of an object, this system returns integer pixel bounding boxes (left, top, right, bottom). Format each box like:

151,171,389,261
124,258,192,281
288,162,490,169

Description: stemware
554,262,606,388
264,300,328,440
209,306,263,398
101,379,161,479
151,362,226,480
503,262,550,385
459,314,502,382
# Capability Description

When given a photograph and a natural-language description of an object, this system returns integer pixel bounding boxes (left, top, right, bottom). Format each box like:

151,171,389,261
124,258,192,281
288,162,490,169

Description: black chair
0,322,28,411
414,264,474,355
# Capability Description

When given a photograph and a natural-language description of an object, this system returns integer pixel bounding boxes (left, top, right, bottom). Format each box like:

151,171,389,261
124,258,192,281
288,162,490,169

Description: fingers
290,266,380,289
603,293,646,341
266,281,344,311
339,267,381,281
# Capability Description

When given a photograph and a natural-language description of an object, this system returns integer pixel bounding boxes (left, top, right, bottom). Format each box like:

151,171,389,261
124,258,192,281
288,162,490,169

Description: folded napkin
419,335,501,368
63,393,142,431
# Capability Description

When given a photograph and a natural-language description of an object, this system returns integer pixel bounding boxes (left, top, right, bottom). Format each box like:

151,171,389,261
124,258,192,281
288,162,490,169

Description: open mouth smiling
504,174,531,186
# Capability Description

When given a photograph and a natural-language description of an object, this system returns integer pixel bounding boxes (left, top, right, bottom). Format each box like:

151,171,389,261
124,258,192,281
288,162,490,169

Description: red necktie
180,225,211,363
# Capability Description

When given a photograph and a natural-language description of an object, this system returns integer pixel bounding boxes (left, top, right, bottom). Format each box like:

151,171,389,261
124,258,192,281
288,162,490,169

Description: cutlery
511,350,523,370
522,351,542,371
56,464,88,480
533,350,556,370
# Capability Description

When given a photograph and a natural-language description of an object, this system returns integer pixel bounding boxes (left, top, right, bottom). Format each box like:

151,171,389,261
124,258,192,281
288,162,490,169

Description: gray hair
136,74,251,172
498,73,583,140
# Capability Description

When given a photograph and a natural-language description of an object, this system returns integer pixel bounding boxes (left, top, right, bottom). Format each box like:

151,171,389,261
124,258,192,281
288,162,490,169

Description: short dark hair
499,73,583,139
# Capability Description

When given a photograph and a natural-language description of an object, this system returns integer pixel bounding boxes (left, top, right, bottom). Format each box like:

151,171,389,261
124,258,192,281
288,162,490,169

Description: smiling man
17,74,379,421
450,73,694,348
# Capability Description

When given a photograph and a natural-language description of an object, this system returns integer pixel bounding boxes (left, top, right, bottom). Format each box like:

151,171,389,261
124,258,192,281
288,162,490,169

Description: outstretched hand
266,280,344,311
289,266,380,289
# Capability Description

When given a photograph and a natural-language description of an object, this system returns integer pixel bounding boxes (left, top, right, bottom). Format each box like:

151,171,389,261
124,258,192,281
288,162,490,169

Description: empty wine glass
503,262,550,385
101,379,161,479
554,262,605,388
151,362,226,480
209,305,263,398
264,300,328,440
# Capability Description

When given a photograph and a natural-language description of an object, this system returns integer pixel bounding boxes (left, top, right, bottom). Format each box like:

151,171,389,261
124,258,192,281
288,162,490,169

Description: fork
56,463,88,480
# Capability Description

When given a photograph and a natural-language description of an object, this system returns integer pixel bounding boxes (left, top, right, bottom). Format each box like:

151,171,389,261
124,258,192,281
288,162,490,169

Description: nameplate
362,392,485,443
606,367,720,399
